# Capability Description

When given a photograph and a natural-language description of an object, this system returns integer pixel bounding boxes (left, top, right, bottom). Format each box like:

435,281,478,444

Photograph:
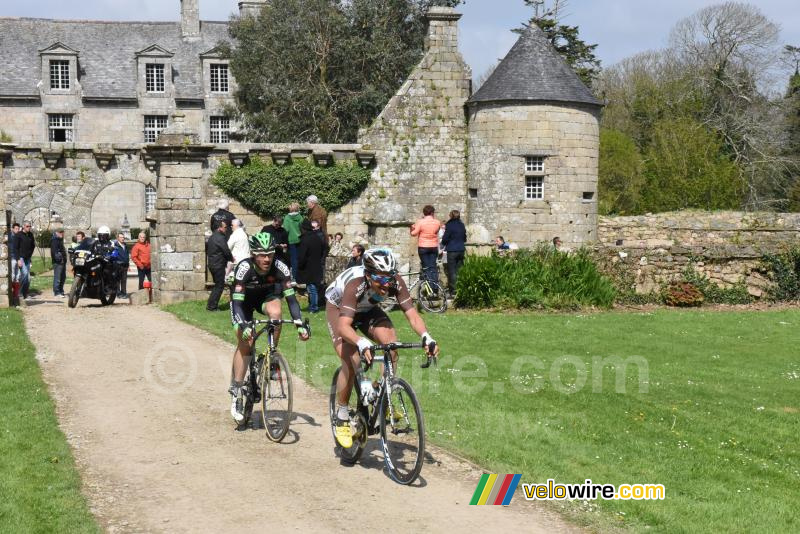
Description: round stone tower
466,25,603,249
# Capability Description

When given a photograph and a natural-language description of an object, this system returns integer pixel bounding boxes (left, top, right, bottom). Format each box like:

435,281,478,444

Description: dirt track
23,296,577,533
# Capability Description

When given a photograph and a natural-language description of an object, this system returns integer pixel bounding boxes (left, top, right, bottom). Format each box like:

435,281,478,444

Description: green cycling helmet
249,231,276,255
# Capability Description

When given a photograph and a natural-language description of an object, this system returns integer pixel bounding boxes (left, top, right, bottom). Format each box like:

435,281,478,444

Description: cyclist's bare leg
232,328,254,383
335,341,359,407
263,299,283,345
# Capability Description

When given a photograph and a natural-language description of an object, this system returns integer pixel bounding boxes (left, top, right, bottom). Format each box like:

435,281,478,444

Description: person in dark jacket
12,221,36,299
50,229,67,297
440,209,467,297
210,199,236,238
297,220,324,313
8,223,20,290
113,233,131,298
311,219,329,282
207,220,234,311
345,244,365,269
261,214,289,264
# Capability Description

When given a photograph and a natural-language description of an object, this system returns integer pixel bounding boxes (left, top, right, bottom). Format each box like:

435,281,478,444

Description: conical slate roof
468,25,602,107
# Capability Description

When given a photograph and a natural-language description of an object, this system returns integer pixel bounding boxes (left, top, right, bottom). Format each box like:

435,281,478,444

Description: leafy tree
784,50,800,210
224,0,462,143
598,128,644,215
641,117,744,212
518,1,601,87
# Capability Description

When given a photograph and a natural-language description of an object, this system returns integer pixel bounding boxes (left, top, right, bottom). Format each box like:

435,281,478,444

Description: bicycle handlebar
360,341,438,369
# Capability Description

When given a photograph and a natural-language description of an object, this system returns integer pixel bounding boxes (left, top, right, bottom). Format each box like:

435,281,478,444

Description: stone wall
335,7,471,262
467,102,600,249
597,211,800,297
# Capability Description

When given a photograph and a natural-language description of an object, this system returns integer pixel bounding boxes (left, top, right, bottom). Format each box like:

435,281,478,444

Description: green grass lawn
164,301,800,533
0,309,99,533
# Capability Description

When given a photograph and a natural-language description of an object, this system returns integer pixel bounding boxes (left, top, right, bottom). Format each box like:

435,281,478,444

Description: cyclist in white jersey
325,248,439,448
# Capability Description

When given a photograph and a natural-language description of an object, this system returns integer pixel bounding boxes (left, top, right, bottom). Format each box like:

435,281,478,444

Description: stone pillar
180,0,200,39
0,144,13,308
143,113,212,305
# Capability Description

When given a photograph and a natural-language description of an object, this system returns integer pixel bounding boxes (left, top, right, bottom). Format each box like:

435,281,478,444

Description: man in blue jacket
113,233,131,298
50,229,67,297
440,209,467,297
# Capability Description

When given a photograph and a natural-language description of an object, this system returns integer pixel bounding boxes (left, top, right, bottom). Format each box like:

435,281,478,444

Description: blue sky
2,1,798,80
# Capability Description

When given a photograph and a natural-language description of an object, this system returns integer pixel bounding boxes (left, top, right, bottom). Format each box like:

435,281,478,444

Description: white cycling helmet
362,248,397,274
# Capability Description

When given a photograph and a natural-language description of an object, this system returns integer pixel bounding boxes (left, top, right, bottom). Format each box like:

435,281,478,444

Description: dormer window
39,42,79,96
146,64,165,93
210,64,229,93
49,60,70,90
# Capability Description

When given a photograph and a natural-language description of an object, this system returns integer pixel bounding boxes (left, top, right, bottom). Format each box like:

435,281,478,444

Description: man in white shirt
227,219,250,265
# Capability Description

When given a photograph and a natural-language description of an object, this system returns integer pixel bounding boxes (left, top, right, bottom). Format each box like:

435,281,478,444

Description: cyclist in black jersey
228,232,309,424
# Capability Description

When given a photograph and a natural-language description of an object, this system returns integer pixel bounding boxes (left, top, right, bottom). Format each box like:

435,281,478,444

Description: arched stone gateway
90,181,149,232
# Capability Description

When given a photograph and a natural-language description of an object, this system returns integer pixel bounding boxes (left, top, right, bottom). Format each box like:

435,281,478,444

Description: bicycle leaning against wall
379,265,447,314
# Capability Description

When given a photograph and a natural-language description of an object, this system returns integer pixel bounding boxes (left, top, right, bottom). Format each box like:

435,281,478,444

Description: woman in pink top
410,205,443,285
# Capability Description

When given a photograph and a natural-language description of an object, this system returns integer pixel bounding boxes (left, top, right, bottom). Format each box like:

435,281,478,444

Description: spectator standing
210,199,236,238
50,228,67,297
346,244,365,269
410,205,443,285
311,220,329,280
206,220,233,311
261,214,289,263
306,194,328,235
441,209,467,297
12,221,36,300
283,202,304,280
112,233,130,298
297,220,324,313
227,219,250,265
8,222,20,284
131,232,151,290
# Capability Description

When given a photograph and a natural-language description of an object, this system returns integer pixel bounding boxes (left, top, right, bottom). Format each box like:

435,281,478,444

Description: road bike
379,265,447,314
237,318,308,441
328,342,437,485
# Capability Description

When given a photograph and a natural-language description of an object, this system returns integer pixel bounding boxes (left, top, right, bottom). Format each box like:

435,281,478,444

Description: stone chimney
180,0,200,39
238,0,268,18
425,6,461,53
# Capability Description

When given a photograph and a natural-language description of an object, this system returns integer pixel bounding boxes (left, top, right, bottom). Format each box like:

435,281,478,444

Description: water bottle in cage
360,378,376,405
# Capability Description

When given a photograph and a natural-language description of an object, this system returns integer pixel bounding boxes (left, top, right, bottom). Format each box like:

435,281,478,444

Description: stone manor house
0,1,603,304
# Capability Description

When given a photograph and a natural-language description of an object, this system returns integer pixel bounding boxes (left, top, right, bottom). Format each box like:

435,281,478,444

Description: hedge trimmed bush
212,156,371,218
454,247,616,310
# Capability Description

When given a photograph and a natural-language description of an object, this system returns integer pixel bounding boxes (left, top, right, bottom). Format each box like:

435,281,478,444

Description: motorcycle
68,248,118,308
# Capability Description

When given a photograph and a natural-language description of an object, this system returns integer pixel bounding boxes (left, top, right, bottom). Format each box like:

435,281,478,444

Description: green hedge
212,156,371,218
454,247,616,310
762,247,800,301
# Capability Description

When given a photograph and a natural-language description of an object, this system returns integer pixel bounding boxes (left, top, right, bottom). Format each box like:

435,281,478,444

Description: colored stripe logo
470,474,522,505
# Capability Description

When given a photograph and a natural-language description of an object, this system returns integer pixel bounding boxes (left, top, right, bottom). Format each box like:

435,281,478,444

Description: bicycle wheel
417,280,447,313
379,377,425,485
261,352,293,442
329,366,367,464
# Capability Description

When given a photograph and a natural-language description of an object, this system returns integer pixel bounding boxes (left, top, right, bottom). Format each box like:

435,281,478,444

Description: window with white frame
48,114,73,142
525,176,544,200
524,155,546,200
143,115,168,143
210,64,229,93
49,60,70,90
145,63,165,93
210,116,231,143
145,184,157,213
525,156,545,173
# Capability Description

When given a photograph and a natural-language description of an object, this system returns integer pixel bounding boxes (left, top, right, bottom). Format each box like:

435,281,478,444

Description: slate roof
0,17,230,99
468,25,602,107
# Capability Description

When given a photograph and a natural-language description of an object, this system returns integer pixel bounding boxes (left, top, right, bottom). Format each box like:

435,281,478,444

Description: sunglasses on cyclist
369,273,394,286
